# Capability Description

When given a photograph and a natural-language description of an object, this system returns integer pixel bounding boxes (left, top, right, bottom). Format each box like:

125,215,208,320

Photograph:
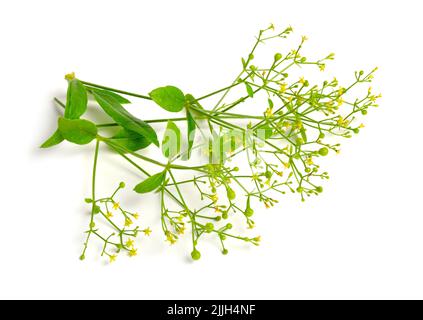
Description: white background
1,0,423,299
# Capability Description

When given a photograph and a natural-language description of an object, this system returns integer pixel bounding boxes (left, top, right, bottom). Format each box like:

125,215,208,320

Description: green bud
233,167,239,172
305,167,311,173
318,132,325,139
89,222,95,228
93,205,100,214
318,147,329,156
265,171,272,179
316,186,323,193
79,254,85,261
296,187,303,193
245,207,254,217
227,188,236,201
119,181,126,188
226,223,233,230
353,128,360,134
191,249,201,261
222,212,228,219
205,223,214,233
215,216,222,222
245,196,254,217
84,198,93,203
222,249,229,255
361,110,368,115
274,53,282,61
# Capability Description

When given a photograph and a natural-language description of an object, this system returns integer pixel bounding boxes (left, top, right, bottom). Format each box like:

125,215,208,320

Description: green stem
81,139,100,258
81,81,152,100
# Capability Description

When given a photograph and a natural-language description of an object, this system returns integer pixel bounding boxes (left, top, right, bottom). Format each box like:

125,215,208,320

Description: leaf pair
41,78,89,148
93,91,159,147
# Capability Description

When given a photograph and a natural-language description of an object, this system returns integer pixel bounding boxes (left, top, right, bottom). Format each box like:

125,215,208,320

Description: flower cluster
80,181,151,263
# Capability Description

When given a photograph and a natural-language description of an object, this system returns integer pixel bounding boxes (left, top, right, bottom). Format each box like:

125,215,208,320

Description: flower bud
274,53,282,62
318,147,329,156
191,249,201,261
226,188,236,200
205,223,214,233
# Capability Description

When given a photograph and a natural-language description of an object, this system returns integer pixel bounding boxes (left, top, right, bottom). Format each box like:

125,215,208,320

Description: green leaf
64,79,88,119
245,83,254,98
184,94,201,160
90,88,131,104
110,128,150,152
162,120,181,159
186,109,196,159
134,171,166,194
299,126,307,143
58,117,97,145
267,98,274,108
40,129,64,148
241,57,247,68
149,86,185,112
93,91,159,147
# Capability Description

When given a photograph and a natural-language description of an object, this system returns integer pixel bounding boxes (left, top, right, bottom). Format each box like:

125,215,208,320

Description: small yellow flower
279,83,287,93
276,171,283,177
133,213,139,220
177,225,186,235
319,64,326,72
299,77,305,84
265,107,273,118
143,227,152,236
109,254,117,263
129,248,137,257
211,194,218,203
269,23,275,30
337,97,344,106
359,123,365,128
125,239,134,248
65,72,75,81
301,35,308,42
165,232,177,245
106,212,113,219
124,218,133,227
113,202,120,210
254,236,261,242
306,157,313,165
338,87,345,95
264,202,270,209
283,162,290,169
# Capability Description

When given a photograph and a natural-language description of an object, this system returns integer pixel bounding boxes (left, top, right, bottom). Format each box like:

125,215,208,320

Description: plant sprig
41,25,380,262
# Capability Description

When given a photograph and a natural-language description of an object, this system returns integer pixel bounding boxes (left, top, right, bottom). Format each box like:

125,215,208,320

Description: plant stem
81,139,100,258
81,81,152,100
